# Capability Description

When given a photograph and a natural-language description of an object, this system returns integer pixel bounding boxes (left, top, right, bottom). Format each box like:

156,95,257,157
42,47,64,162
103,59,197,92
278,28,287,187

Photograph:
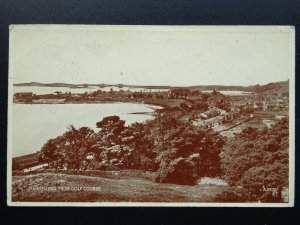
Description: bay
12,103,160,157
202,90,252,96
13,86,169,95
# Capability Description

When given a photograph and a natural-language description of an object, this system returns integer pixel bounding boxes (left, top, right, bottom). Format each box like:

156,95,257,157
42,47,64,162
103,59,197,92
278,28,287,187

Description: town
13,82,289,136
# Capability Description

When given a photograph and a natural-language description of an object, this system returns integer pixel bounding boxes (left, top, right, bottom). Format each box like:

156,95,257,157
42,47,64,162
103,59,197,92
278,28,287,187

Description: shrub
215,187,254,202
155,157,198,185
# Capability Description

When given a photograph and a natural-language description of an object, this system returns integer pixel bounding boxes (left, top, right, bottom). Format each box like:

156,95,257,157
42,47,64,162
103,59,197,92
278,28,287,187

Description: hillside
14,82,76,87
12,152,41,171
188,80,289,94
249,80,289,95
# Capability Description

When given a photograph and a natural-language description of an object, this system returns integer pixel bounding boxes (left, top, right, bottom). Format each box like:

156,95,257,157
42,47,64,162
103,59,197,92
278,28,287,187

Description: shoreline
13,99,166,108
12,101,162,159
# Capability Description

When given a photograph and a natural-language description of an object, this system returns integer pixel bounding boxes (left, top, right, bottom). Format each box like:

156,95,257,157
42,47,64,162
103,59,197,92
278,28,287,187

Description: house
262,96,288,111
263,100,268,110
86,154,94,160
223,109,240,121
262,119,276,128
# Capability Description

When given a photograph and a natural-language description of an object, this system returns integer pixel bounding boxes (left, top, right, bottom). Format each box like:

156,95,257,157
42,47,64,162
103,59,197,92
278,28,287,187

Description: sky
10,25,294,86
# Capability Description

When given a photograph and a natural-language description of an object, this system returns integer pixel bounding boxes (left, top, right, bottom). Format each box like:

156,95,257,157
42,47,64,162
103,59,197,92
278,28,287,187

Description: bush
155,157,198,185
215,187,254,202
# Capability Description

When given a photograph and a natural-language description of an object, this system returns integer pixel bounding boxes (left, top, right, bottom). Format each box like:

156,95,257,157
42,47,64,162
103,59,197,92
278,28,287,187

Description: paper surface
7,25,295,206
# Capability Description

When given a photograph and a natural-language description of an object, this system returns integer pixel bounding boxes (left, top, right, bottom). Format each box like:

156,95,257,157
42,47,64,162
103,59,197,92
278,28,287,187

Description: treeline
38,111,289,202
189,80,288,94
39,111,225,186
218,118,289,202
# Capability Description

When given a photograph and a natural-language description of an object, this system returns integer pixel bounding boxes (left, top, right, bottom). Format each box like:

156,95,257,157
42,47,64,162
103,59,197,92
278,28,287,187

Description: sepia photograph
7,25,295,206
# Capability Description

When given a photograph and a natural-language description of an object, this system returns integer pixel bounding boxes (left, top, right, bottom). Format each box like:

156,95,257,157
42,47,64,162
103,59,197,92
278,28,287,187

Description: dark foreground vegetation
12,113,289,203
39,112,225,186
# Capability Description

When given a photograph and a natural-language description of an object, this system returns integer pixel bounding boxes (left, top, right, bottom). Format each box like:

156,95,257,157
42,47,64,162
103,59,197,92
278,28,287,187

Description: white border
7,25,295,207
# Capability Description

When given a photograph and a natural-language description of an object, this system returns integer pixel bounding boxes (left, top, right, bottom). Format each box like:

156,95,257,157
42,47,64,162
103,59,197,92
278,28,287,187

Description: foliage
150,113,226,185
214,186,254,202
39,111,226,186
40,126,96,169
220,118,289,202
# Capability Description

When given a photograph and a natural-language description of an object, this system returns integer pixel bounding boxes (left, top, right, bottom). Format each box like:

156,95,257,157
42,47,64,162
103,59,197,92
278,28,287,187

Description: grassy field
12,172,227,202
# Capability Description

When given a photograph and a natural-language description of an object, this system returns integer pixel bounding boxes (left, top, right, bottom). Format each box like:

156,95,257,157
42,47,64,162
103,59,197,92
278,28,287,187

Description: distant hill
14,82,172,89
14,82,78,87
248,81,289,95
188,80,289,95
14,80,289,94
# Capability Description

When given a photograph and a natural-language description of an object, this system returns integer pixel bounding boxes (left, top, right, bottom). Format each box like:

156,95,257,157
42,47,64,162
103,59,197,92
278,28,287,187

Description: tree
39,137,64,168
150,113,226,185
64,126,95,169
94,116,154,170
169,88,191,99
155,156,199,185
40,125,95,169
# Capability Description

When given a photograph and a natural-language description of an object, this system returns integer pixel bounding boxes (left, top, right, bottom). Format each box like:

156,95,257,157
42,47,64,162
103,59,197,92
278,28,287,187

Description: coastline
13,99,167,108
12,101,162,159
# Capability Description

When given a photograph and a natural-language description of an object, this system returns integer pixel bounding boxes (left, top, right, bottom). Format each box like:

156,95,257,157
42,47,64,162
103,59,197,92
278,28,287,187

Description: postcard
7,25,295,206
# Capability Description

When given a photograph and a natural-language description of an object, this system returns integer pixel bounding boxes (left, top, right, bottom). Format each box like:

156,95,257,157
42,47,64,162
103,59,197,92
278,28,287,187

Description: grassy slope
12,173,227,202
13,152,40,169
